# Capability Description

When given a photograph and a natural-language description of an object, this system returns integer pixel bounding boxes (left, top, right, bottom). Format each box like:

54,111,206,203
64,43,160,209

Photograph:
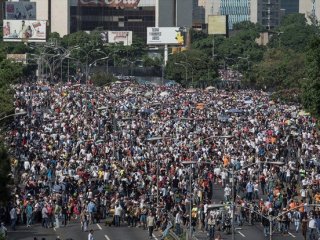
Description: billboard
208,15,228,35
147,27,186,45
5,2,36,20
78,0,140,8
3,20,47,42
7,54,27,64
101,31,132,45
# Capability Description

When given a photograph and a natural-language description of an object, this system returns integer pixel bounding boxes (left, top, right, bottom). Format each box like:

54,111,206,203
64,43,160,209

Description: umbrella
205,86,216,91
226,109,244,114
244,100,253,104
298,110,310,116
140,109,154,114
41,86,50,91
160,91,169,97
124,88,133,94
217,114,229,122
186,88,196,93
144,91,153,97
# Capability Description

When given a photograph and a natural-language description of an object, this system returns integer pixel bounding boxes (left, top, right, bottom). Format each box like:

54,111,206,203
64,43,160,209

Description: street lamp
71,47,102,82
146,136,163,210
0,110,27,122
88,56,109,77
224,160,285,240
174,62,188,85
181,160,197,240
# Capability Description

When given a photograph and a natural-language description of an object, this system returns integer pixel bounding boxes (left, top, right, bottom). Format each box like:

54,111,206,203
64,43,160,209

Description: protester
3,81,320,240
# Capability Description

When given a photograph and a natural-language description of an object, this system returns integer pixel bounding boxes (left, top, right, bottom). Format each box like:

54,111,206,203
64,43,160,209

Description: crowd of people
0,81,320,240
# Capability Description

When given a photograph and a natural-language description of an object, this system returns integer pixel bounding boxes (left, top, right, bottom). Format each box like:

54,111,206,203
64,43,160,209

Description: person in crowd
3,82,320,240
147,212,156,239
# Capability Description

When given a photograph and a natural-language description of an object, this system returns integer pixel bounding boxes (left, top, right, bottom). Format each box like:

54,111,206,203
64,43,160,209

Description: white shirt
309,219,316,229
88,232,94,240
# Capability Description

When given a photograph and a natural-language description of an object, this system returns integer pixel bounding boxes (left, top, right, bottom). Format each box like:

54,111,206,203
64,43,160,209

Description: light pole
72,47,102,82
224,161,285,240
146,136,163,210
181,161,197,240
0,111,27,122
88,56,109,77
174,62,188,86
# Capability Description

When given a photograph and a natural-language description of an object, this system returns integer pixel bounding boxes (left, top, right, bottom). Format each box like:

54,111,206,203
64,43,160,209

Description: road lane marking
288,232,296,238
152,233,159,240
105,234,111,240
97,223,102,230
237,231,245,237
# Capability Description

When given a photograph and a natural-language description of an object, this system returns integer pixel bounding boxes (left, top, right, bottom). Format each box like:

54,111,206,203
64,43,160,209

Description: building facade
260,0,281,30
281,0,299,14
299,0,320,22
2,0,193,40
201,0,281,30
193,0,206,30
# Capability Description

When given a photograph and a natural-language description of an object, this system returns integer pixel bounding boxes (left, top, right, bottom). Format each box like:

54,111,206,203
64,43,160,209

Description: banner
5,2,36,20
102,31,132,45
208,15,228,35
7,54,27,64
147,27,186,45
3,20,47,42
78,0,141,8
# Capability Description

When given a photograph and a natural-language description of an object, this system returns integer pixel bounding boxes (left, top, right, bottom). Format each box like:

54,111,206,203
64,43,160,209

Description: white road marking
105,234,111,240
152,233,159,240
288,232,296,238
237,231,245,237
97,223,102,230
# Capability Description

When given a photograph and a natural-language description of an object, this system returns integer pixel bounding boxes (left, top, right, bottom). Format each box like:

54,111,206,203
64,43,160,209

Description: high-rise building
193,0,206,30
1,0,193,39
281,0,299,14
201,0,281,30
299,0,320,22
260,0,282,30
156,0,193,28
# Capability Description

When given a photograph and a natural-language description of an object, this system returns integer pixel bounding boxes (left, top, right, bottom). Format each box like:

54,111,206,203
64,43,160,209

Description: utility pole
212,36,215,60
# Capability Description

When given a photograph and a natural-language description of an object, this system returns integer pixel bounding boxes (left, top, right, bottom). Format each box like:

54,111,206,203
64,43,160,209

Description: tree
0,144,11,203
302,37,320,117
91,71,117,86
246,48,306,90
165,49,218,87
268,13,317,52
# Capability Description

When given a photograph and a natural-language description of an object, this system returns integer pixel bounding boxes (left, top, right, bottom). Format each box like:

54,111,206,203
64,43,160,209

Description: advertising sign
78,0,140,8
102,31,132,45
147,27,186,45
208,15,228,35
3,20,47,42
5,2,36,20
7,54,27,64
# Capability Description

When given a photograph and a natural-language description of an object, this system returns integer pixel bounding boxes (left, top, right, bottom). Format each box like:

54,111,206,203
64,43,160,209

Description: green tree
91,71,116,86
302,37,320,117
0,144,11,203
246,48,306,90
268,13,317,52
165,49,218,87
